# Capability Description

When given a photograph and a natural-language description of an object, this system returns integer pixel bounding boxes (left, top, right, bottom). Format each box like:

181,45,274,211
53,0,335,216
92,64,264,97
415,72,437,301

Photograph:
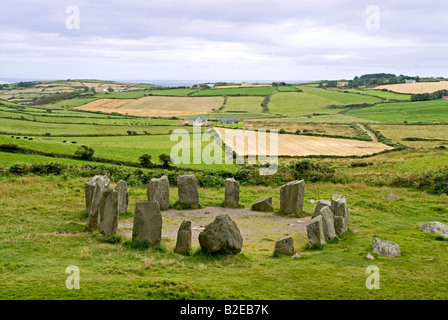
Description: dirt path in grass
356,123,378,142
117,206,311,245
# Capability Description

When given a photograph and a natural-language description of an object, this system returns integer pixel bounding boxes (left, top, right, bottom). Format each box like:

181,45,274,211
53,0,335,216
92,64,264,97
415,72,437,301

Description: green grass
191,87,277,97
1,175,447,299
347,100,448,123
223,96,264,113
345,89,412,101
146,89,199,96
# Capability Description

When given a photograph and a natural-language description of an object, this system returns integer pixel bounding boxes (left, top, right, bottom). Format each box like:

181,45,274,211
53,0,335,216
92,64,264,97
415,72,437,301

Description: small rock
251,196,273,212
372,238,401,257
383,194,399,201
274,237,295,256
366,252,375,260
291,253,302,259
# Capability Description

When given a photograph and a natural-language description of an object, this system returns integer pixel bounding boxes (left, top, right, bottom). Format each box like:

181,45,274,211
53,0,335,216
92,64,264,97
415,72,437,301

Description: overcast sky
1,0,447,81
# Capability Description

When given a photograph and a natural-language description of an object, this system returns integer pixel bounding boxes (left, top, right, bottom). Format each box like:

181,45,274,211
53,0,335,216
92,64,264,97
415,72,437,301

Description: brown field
214,127,393,157
375,81,448,94
75,96,224,117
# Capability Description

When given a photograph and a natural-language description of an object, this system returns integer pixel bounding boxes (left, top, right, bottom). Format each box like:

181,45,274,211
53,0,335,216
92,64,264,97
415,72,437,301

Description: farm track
356,123,378,142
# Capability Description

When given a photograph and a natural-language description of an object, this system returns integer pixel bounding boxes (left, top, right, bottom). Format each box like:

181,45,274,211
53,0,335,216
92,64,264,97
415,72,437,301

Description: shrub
74,145,95,160
139,154,153,168
159,154,172,168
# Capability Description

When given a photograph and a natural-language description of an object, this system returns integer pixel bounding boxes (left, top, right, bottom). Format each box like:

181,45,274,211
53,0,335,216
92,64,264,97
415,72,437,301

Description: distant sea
0,78,313,87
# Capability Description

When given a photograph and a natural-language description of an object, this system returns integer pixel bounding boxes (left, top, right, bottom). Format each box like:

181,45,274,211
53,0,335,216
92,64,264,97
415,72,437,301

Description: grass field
191,86,278,97
223,96,264,113
347,100,448,123
345,89,412,101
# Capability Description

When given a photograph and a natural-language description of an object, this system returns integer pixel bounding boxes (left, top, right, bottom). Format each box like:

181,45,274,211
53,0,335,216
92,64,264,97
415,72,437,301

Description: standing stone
85,175,110,214
198,214,243,254
306,215,326,247
251,196,273,212
175,220,192,255
315,206,336,241
147,175,170,210
224,178,240,208
280,180,305,214
177,175,199,208
419,222,448,238
115,180,128,214
99,188,119,236
331,194,349,236
274,237,295,256
87,178,110,232
132,201,162,244
372,238,401,257
312,199,331,218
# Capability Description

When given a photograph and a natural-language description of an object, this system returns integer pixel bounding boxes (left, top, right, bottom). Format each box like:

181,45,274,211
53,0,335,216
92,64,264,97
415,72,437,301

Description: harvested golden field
214,127,393,157
74,98,134,112
376,81,448,94
75,96,224,117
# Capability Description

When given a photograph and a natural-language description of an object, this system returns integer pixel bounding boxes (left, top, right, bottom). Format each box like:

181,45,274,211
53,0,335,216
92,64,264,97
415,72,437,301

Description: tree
159,153,172,168
74,145,95,160
107,87,114,92
139,154,153,168
90,87,96,93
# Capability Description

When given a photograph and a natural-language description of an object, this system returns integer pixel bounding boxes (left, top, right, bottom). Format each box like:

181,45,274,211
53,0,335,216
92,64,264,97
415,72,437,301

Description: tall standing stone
280,180,305,214
306,215,326,247
147,175,170,210
312,199,331,218
331,195,349,236
175,220,192,255
87,177,110,232
115,180,128,214
315,206,336,241
177,175,199,208
224,178,240,208
198,214,243,254
99,188,119,236
132,201,162,244
85,175,110,214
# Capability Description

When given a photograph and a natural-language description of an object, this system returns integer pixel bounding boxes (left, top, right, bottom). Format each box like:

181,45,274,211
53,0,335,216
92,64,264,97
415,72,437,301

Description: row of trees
411,89,448,101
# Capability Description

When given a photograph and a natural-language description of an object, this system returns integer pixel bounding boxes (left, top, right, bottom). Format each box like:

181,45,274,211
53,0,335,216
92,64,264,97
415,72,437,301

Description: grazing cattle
28,138,33,141
16,137,20,139
72,141,77,144
11,136,14,138
23,137,28,139
63,141,67,143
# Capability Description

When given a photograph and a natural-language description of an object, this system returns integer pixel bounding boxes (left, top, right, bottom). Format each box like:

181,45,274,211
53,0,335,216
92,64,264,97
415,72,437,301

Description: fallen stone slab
280,180,305,214
147,175,170,210
198,214,243,254
175,220,192,255
307,215,326,247
224,178,240,208
419,221,448,238
132,201,162,244
372,238,401,257
274,236,295,256
251,196,273,212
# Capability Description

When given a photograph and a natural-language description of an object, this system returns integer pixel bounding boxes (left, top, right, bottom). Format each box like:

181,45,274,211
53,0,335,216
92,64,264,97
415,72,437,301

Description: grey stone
372,238,401,257
280,180,305,214
306,215,326,247
292,253,303,259
175,220,192,254
224,178,240,208
251,196,273,212
419,221,448,238
275,237,295,256
312,199,331,218
366,252,375,260
115,180,128,214
147,175,170,210
316,206,336,241
99,188,119,236
87,177,110,232
85,175,110,214
198,214,243,254
384,194,399,201
132,201,162,244
331,194,349,236
177,175,199,208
